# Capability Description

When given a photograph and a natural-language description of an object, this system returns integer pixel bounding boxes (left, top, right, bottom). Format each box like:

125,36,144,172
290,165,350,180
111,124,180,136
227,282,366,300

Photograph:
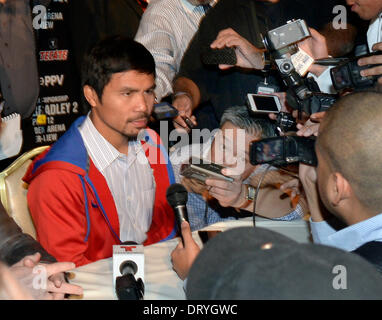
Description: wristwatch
237,184,255,210
246,185,256,202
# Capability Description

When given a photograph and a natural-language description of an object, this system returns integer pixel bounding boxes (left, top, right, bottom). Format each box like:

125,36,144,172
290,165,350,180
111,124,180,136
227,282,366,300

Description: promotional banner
22,0,83,152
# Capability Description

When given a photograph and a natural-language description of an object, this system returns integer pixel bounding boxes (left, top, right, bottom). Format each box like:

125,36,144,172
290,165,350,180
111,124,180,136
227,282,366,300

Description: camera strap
249,2,279,94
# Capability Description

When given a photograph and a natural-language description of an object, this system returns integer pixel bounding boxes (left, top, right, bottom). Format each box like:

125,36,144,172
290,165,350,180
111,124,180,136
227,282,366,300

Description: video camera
330,48,381,92
262,19,337,116
249,135,317,167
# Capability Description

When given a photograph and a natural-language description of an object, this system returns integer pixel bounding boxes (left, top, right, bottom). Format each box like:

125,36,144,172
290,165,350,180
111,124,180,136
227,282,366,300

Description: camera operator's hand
205,169,246,208
298,28,329,77
181,177,207,195
358,42,382,84
296,111,326,137
210,28,265,70
298,163,328,222
172,93,197,133
280,178,301,199
171,221,200,280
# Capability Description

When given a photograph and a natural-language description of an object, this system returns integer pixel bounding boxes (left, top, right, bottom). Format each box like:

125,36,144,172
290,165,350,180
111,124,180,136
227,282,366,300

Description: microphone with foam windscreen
166,183,189,245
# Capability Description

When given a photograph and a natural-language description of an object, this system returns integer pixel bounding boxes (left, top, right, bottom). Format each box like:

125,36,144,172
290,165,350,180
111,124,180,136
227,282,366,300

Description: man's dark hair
81,36,156,100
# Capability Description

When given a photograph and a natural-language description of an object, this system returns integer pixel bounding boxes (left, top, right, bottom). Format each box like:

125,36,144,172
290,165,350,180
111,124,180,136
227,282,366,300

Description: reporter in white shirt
135,0,216,102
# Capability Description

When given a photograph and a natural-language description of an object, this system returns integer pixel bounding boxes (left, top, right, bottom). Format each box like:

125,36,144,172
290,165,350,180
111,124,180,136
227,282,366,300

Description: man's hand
9,252,83,300
280,178,300,199
298,28,329,76
0,263,33,300
205,167,246,208
358,42,382,84
171,221,200,280
210,28,265,70
296,111,326,137
172,94,197,132
298,163,327,222
181,177,207,195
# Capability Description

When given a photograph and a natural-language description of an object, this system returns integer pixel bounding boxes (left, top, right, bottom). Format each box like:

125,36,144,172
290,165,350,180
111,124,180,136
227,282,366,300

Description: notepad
0,113,23,160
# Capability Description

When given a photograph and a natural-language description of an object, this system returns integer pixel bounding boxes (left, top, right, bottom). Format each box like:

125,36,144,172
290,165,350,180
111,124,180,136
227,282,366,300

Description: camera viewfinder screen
252,96,279,112
254,139,283,163
331,66,351,90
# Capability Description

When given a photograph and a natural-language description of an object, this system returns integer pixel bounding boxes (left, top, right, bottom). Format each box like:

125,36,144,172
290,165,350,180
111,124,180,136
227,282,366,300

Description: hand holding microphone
166,183,190,245
167,183,201,280
170,221,201,280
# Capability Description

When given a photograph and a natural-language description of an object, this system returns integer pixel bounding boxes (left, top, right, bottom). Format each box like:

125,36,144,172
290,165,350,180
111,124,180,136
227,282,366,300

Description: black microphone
115,260,144,300
166,183,189,244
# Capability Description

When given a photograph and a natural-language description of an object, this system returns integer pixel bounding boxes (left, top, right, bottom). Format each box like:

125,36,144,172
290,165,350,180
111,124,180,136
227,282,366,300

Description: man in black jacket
171,0,359,131
69,0,145,78
0,202,82,299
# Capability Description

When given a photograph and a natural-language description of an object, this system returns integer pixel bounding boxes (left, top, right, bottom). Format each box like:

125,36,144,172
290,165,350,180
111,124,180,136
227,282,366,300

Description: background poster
22,0,84,152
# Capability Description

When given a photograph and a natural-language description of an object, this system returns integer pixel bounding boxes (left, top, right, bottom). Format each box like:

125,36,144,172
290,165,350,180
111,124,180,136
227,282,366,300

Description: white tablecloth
69,217,311,300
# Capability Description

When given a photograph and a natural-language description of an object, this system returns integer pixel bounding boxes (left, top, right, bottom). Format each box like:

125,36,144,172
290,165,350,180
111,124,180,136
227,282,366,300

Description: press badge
255,76,279,94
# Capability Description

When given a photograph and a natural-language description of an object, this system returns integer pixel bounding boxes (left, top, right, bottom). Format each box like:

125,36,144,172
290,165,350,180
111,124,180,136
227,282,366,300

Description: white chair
0,146,49,239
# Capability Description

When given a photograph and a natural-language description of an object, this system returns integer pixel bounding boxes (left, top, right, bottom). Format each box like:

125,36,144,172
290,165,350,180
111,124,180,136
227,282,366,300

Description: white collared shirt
367,13,382,52
135,0,217,101
79,114,155,244
310,213,382,252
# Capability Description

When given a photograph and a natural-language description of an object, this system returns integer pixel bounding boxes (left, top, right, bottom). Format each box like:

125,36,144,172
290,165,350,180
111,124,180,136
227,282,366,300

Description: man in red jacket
23,37,177,267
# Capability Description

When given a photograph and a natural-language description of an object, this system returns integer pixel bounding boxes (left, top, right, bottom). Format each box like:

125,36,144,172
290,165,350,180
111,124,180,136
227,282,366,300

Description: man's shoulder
352,241,382,273
144,0,182,15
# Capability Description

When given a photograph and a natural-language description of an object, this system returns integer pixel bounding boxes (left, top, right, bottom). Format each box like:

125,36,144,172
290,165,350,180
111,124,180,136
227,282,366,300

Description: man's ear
330,172,352,206
83,85,99,108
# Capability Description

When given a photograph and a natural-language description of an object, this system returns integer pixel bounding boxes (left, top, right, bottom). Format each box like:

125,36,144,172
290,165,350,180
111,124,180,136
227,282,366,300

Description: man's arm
172,77,201,131
0,201,56,266
135,10,180,101
27,169,92,266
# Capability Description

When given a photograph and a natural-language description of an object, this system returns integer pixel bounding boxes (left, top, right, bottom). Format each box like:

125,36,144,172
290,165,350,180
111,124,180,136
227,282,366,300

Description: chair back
0,146,49,239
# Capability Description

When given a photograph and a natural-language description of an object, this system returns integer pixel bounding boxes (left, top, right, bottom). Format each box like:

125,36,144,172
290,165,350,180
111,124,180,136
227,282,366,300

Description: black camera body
249,135,317,167
286,77,337,115
275,112,296,132
330,52,381,91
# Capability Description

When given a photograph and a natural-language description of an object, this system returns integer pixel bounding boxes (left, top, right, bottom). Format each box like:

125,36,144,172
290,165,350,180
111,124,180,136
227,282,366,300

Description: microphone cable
252,164,272,228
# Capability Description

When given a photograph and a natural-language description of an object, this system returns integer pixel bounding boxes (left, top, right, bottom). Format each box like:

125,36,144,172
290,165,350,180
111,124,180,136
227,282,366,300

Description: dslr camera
249,135,317,167
263,19,337,115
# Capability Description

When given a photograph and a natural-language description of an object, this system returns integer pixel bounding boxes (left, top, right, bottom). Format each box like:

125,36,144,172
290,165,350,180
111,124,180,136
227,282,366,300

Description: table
69,217,311,300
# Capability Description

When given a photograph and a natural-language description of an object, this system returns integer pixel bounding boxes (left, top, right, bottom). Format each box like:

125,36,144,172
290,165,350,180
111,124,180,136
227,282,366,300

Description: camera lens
279,61,293,74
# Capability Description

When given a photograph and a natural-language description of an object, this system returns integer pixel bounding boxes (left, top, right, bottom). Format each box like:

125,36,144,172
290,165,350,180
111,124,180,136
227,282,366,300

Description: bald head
317,91,382,212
